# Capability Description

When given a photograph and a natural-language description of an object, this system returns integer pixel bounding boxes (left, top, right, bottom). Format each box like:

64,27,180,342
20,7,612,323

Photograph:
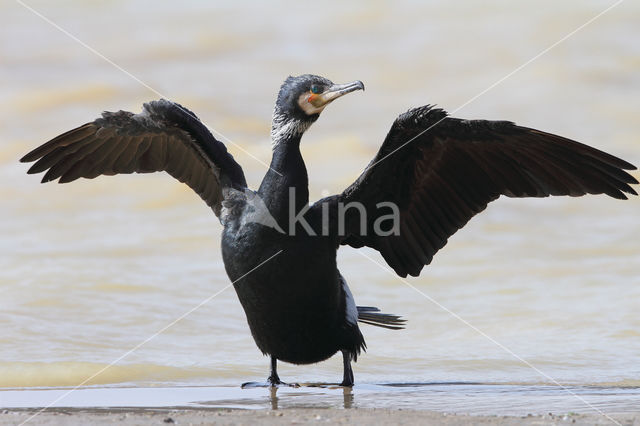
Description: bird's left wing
332,105,638,278
21,99,247,217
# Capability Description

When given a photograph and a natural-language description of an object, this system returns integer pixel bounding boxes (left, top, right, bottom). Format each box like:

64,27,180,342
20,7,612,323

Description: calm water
1,0,639,415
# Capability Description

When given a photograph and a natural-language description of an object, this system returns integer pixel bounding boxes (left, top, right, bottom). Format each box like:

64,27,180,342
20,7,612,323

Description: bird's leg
242,357,299,388
265,356,300,388
340,350,354,387
268,356,283,386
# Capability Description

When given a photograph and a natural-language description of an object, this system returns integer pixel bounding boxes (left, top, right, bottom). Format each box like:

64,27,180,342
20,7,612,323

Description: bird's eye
310,85,322,94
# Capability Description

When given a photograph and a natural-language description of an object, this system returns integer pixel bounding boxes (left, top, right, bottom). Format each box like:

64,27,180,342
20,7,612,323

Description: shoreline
2,408,637,426
3,382,639,418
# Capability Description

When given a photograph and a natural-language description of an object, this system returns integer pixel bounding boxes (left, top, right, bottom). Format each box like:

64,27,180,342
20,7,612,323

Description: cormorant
21,74,638,387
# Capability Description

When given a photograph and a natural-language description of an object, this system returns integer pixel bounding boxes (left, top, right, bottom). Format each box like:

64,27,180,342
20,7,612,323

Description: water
1,0,639,415
3,384,640,415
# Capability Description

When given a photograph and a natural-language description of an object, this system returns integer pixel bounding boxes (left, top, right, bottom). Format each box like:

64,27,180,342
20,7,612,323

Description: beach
2,408,638,426
1,384,638,425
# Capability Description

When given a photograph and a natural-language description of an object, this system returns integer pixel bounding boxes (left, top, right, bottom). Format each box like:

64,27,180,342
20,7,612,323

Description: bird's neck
258,119,310,221
270,113,313,150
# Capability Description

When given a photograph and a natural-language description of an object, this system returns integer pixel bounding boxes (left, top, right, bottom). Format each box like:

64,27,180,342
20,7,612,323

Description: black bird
21,74,638,387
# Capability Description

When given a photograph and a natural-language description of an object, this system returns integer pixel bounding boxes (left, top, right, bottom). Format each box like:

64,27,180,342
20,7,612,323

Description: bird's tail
357,306,406,330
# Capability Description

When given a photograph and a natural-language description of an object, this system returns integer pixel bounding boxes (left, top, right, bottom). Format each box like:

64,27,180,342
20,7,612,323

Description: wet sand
2,384,639,425
1,408,637,426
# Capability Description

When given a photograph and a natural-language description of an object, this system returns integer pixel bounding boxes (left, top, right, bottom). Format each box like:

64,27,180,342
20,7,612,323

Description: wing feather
337,105,637,277
21,100,247,216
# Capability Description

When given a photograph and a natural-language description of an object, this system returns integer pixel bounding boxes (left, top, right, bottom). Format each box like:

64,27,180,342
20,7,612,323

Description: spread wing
335,105,638,277
21,99,247,216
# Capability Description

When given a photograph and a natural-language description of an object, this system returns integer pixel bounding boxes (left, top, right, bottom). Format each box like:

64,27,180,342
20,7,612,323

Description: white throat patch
270,110,312,150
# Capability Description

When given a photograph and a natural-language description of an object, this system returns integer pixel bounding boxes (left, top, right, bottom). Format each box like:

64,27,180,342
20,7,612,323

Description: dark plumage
21,74,638,386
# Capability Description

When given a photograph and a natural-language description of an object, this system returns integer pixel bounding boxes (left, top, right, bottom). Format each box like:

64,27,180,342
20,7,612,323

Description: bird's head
271,74,364,148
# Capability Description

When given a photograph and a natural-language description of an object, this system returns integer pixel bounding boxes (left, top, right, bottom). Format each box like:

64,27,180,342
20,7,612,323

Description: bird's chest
222,227,336,300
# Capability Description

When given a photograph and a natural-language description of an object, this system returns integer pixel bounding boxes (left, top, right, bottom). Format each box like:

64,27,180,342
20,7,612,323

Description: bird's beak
310,80,365,108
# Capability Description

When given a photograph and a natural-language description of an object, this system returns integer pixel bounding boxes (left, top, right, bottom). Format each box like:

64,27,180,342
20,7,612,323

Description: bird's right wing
21,99,247,217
